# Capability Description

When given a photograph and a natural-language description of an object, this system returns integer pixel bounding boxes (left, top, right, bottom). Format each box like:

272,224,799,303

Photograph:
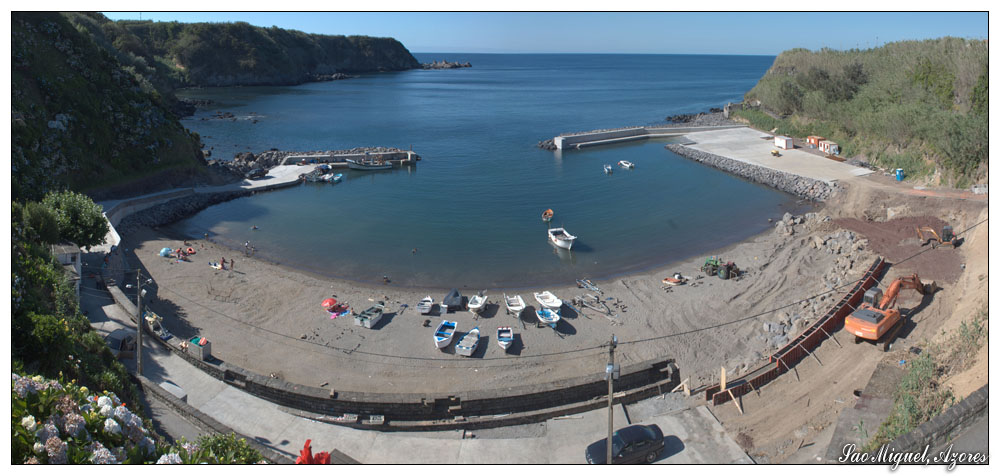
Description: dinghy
542,209,554,222
455,327,480,357
468,291,488,314
443,289,463,311
416,296,435,315
504,294,525,319
534,291,562,309
320,173,335,182
662,272,688,286
354,301,385,329
535,308,561,328
330,173,343,183
618,160,635,169
434,320,457,349
604,164,613,174
497,327,514,351
548,227,577,250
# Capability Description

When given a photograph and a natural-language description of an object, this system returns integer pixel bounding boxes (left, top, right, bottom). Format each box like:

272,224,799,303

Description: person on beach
229,258,234,271
251,225,258,230
221,257,226,270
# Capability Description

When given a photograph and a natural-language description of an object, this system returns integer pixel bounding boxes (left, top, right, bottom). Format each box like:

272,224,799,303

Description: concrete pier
552,125,744,150
282,150,419,167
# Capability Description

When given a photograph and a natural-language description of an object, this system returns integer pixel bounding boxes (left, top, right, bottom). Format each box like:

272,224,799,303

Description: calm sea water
171,53,804,287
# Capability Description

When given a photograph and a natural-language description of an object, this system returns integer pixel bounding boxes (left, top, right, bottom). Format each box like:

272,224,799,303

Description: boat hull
497,327,514,351
346,159,392,170
434,320,457,349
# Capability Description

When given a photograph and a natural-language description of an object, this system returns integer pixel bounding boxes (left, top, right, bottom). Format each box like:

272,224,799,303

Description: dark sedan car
585,424,665,464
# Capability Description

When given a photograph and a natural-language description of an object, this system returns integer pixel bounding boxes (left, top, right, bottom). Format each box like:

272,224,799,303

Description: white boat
320,173,335,182
416,296,435,315
468,291,488,314
434,320,457,349
497,327,514,351
353,301,385,329
662,272,688,286
547,227,577,250
330,173,343,183
534,291,562,310
504,294,525,318
535,307,561,327
455,327,480,357
346,158,393,170
604,164,613,174
618,160,635,169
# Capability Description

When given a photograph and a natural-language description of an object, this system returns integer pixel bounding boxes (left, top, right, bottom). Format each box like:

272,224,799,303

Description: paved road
80,257,751,464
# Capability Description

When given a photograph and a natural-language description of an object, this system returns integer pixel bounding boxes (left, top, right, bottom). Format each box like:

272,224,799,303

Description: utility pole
606,334,618,464
136,270,143,375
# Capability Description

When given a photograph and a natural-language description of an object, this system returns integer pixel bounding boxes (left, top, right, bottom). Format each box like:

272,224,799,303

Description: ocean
169,53,806,287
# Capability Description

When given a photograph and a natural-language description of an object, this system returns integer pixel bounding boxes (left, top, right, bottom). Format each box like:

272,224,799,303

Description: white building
774,136,794,150
51,242,81,298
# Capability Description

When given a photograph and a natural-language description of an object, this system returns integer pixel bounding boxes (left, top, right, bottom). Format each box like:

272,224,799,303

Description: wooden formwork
705,257,887,405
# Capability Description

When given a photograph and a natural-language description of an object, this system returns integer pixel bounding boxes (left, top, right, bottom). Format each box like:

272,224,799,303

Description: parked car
104,328,136,360
585,424,664,464
246,168,267,180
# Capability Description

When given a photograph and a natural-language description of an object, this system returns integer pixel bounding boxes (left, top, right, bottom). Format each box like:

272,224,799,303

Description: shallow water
170,53,806,287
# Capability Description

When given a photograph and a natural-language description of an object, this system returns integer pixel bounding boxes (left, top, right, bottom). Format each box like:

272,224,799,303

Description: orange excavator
916,225,959,248
845,273,936,351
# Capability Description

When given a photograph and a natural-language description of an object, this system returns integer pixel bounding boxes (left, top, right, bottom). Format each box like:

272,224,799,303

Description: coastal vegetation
735,38,987,186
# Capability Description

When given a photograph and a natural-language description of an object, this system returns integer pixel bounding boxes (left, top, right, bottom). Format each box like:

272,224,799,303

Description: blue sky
100,11,988,55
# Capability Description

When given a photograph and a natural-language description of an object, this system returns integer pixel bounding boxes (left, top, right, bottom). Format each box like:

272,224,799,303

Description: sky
98,11,988,55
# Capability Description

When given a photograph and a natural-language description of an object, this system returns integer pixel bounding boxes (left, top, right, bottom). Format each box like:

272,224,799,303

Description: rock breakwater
115,191,249,237
212,146,415,175
664,144,836,201
421,60,471,69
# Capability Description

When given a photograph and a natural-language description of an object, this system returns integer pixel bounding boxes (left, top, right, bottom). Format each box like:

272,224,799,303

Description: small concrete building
774,136,794,150
819,140,840,155
807,135,825,148
51,242,81,297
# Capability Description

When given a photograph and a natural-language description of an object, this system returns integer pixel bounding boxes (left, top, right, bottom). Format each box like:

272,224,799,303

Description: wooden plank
727,389,744,415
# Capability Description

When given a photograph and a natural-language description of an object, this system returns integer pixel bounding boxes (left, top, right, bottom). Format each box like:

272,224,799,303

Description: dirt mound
834,216,963,283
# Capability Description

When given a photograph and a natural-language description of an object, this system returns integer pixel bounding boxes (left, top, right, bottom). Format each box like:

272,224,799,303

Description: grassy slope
736,38,987,186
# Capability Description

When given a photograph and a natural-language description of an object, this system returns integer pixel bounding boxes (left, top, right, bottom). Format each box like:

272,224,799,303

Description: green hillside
734,38,987,186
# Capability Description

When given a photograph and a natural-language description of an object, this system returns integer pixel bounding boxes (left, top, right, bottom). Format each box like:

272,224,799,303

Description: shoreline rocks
421,60,471,69
664,144,836,202
215,146,416,175
115,191,250,237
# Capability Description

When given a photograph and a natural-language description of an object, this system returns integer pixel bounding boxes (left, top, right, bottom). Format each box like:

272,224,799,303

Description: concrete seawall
552,125,744,150
665,143,836,202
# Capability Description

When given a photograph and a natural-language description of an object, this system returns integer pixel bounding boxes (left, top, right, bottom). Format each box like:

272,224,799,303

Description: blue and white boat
604,164,613,174
535,308,561,328
434,320,457,349
330,173,343,183
456,327,480,357
497,327,514,352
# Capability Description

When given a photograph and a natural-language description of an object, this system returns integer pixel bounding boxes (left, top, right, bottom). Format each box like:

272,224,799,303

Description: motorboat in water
346,158,393,170
330,173,343,183
533,291,562,310
455,327,480,357
504,294,525,319
618,160,635,169
548,227,577,250
497,327,514,351
434,320,457,349
535,307,561,328
604,164,613,174
417,296,435,315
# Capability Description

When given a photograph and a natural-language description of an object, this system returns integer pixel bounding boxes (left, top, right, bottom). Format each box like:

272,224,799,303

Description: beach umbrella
159,247,172,257
321,298,337,309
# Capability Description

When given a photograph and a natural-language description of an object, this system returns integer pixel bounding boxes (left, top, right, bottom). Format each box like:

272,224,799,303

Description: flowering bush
12,373,265,464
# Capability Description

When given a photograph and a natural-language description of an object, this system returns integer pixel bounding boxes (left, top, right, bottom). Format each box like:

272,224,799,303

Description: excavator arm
877,274,932,310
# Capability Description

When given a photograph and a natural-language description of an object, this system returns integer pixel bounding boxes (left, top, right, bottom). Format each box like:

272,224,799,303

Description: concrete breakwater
539,124,744,150
665,144,836,202
114,191,251,237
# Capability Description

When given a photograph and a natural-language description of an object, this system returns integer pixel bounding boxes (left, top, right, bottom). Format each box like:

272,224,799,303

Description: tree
41,190,109,249
20,201,61,245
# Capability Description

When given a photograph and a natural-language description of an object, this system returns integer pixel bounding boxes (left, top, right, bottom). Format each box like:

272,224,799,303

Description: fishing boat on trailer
353,301,385,329
346,158,393,170
618,160,635,169
535,307,561,328
433,320,457,349
534,291,562,309
542,209,554,222
497,327,514,351
548,227,577,250
468,291,488,314
416,296,435,315
604,164,613,174
455,327,480,357
662,273,688,286
504,294,525,319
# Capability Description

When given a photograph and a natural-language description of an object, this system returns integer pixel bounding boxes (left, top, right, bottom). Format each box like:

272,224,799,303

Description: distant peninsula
421,60,472,69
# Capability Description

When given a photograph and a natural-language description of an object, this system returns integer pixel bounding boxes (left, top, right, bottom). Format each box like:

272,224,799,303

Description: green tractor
701,256,740,280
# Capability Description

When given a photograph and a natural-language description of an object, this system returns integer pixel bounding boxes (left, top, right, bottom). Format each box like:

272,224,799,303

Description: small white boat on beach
604,164,613,174
535,307,561,328
534,291,562,310
618,160,635,169
662,272,688,286
548,227,577,250
497,327,514,351
434,320,457,349
417,296,435,315
456,327,480,357
468,291,488,314
354,301,385,329
504,294,525,319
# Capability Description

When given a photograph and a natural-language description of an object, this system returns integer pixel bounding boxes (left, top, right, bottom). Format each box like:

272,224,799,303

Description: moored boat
330,173,343,183
320,173,335,182
433,320,457,349
417,296,435,315
547,227,577,250
535,307,561,328
504,294,525,319
497,327,514,351
542,209,554,222
618,160,635,169
533,291,562,309
455,327,480,357
346,158,393,170
468,291,488,314
354,301,385,329
604,164,613,174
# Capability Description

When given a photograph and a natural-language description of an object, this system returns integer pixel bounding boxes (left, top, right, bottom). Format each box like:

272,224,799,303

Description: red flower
296,440,331,464
314,452,331,464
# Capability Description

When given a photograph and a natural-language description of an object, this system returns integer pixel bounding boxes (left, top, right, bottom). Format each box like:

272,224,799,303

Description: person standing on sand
229,258,234,271
221,257,226,270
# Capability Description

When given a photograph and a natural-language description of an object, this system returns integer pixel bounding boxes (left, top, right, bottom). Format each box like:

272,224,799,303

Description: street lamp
126,275,153,375
605,335,619,464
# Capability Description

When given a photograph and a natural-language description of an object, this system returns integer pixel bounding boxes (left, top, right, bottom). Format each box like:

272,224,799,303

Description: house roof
50,242,80,255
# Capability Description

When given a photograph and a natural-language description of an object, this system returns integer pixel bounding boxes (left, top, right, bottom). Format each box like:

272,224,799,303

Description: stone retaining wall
664,144,836,201
888,384,988,452
114,191,250,237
